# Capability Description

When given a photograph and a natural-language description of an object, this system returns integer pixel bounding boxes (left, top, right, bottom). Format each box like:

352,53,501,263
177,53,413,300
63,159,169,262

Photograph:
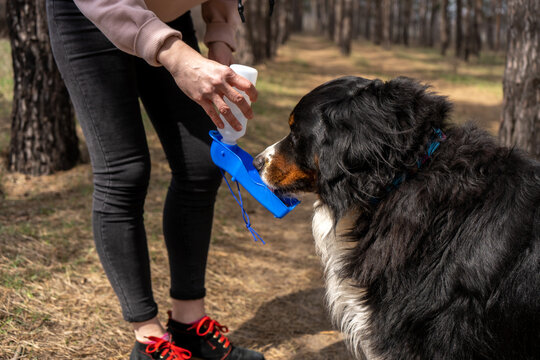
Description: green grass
0,39,13,112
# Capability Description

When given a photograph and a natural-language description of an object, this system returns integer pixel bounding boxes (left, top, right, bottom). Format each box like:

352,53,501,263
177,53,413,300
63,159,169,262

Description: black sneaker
130,334,192,360
167,313,265,360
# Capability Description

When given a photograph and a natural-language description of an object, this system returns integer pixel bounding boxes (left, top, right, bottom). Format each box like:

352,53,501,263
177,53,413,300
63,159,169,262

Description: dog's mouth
262,178,299,200
271,187,296,199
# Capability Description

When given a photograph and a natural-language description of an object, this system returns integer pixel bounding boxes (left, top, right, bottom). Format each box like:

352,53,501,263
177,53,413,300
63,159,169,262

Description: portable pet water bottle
209,64,299,233
217,64,258,144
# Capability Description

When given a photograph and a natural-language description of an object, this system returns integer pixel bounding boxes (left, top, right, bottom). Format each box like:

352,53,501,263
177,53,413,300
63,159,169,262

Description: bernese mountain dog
253,76,539,360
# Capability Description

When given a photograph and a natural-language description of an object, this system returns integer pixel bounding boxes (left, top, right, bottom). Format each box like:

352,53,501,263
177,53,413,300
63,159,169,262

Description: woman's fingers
212,95,242,130
221,83,253,121
228,72,258,103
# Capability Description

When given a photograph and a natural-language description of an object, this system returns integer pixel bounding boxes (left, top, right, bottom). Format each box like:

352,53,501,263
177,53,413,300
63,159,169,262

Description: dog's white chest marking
313,202,378,360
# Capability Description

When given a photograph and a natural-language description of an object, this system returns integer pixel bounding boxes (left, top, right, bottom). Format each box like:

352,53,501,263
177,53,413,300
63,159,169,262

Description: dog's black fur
255,76,540,359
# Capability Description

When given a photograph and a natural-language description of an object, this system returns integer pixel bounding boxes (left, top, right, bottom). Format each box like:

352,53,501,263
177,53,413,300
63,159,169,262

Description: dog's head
254,76,451,219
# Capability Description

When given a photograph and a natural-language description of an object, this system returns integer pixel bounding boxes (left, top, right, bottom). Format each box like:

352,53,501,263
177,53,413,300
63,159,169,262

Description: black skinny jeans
46,0,222,322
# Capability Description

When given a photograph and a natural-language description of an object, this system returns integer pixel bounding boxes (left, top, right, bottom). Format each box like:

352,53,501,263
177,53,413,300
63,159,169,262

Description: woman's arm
73,0,256,129
73,0,182,66
202,0,239,52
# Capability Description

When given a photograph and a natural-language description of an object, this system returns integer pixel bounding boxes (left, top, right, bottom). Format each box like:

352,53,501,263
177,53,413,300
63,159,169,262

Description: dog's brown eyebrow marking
288,114,295,126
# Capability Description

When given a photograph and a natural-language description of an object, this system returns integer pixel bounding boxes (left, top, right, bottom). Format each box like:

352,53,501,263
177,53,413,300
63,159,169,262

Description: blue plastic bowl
209,130,300,218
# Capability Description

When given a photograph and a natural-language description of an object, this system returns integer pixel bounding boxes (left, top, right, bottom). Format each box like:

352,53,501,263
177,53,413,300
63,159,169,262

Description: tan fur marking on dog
265,152,315,187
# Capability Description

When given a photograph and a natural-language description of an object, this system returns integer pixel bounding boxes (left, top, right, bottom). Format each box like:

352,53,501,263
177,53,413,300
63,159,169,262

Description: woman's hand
157,37,257,130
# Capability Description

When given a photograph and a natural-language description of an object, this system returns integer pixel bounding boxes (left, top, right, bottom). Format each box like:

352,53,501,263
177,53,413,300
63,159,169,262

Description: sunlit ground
0,34,504,359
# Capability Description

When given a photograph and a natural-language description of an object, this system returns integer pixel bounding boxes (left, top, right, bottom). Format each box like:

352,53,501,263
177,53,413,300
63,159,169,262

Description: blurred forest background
0,0,538,359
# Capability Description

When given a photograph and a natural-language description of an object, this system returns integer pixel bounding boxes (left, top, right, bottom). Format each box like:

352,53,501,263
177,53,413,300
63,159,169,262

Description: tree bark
382,0,391,49
473,0,483,53
351,0,361,39
333,0,342,44
428,0,439,47
374,0,383,45
7,0,79,175
0,0,7,37
440,0,450,55
328,0,336,41
462,0,482,60
485,0,495,50
396,0,403,43
455,0,464,57
340,0,353,54
403,0,412,46
365,0,372,40
500,0,539,159
494,0,502,51
419,0,429,46
291,0,303,33
235,0,291,65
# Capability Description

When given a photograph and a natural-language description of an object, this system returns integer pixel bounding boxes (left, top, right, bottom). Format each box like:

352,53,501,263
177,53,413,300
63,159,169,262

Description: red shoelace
189,316,231,348
145,336,192,360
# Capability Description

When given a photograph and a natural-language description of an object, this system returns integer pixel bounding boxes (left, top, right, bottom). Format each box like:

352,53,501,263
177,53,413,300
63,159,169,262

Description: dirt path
0,34,503,359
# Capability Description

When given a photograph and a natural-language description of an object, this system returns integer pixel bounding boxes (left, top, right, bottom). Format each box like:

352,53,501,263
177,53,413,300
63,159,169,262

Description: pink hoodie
73,0,240,66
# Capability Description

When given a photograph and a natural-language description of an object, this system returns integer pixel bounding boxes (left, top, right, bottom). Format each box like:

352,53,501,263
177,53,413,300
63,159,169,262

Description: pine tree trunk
333,0,342,44
234,0,292,65
499,0,539,159
463,0,472,60
494,0,502,51
388,0,394,44
485,0,495,50
428,0,439,47
291,0,303,33
340,0,353,55
382,0,391,49
328,0,336,41
462,0,482,60
455,0,463,57
396,0,404,43
351,0,361,39
440,0,450,55
234,10,255,65
419,0,429,46
7,0,79,176
403,0,412,46
365,0,372,40
475,0,483,52
0,0,7,37
374,0,383,45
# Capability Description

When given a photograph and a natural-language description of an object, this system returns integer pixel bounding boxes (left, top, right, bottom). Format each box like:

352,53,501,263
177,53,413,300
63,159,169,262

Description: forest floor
0,34,504,359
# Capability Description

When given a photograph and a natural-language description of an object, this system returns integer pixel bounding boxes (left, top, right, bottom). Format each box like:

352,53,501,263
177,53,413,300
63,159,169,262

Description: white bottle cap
230,64,258,85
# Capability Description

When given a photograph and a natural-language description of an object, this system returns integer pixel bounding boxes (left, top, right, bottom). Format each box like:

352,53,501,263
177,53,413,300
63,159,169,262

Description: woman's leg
46,0,162,336
135,12,221,322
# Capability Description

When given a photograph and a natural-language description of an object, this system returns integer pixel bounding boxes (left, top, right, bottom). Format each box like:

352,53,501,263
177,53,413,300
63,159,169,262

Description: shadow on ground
232,287,350,358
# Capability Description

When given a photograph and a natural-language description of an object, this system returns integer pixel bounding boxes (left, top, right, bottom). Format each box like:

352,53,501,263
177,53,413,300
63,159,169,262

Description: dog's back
345,125,540,359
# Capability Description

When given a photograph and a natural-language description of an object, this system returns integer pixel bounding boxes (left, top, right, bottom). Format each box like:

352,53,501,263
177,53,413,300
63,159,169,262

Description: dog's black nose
253,154,265,171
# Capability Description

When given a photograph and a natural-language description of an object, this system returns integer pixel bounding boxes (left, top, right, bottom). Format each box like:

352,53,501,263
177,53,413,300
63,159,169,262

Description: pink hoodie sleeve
202,0,241,51
73,0,241,66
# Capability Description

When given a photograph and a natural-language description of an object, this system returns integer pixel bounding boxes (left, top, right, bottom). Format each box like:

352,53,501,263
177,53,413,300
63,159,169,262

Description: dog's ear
316,77,452,221
380,77,452,133
317,80,399,220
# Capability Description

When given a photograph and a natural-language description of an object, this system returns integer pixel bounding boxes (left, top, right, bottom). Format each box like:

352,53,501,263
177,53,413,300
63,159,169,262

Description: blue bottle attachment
210,130,300,218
